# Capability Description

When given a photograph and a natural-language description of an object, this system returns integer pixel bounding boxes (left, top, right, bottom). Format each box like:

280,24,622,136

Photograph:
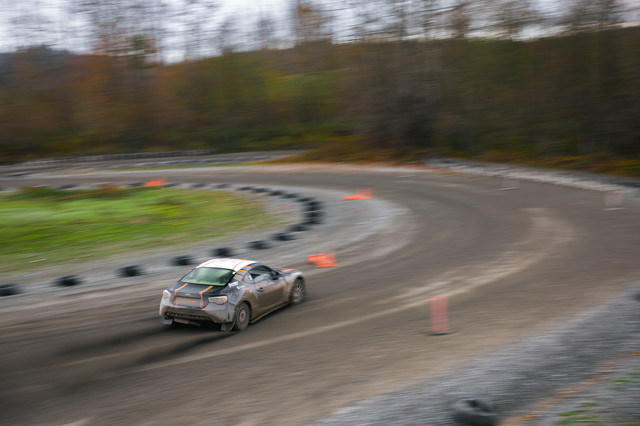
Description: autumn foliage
0,1,638,174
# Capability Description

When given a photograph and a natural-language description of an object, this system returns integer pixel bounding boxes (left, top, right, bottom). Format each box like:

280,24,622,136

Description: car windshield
180,267,234,286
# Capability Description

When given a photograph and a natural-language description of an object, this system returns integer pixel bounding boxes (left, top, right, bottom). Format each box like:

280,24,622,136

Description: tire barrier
13,150,218,167
428,158,640,194
451,398,497,426
56,275,82,287
213,247,234,257
288,224,308,232
248,240,270,250
119,265,143,277
305,203,322,212
272,232,296,241
306,211,323,220
171,255,194,266
304,216,322,225
0,283,19,296
5,182,326,296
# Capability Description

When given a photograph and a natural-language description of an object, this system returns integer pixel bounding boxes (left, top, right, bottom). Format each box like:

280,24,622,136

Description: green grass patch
578,402,599,408
0,186,277,275
555,409,603,425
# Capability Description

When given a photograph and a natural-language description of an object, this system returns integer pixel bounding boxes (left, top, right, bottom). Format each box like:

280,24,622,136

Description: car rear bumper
159,299,232,324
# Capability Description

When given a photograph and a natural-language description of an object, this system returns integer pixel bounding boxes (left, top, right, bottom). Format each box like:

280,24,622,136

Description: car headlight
162,290,171,300
208,296,228,305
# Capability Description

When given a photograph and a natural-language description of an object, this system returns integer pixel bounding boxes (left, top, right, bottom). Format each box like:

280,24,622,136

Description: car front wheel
233,302,250,331
290,278,306,304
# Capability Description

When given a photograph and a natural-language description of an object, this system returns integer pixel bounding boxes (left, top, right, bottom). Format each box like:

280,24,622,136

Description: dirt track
1,163,639,425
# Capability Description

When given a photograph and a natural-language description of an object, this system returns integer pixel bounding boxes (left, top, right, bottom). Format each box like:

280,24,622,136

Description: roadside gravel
314,283,640,425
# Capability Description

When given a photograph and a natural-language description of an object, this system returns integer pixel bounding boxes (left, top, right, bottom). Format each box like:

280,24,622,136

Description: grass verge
0,186,276,275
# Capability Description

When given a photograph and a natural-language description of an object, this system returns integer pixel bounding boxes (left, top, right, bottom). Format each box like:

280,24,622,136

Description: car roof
196,258,257,272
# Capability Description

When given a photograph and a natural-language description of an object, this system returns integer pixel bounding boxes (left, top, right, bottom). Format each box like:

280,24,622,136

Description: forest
0,0,638,175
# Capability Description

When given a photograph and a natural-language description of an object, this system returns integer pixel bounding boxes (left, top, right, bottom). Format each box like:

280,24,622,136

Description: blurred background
0,0,638,175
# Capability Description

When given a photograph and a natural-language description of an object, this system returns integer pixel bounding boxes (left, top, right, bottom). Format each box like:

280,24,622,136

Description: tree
291,0,332,45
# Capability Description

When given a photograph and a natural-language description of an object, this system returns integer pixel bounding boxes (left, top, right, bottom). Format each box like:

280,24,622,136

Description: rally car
159,258,306,331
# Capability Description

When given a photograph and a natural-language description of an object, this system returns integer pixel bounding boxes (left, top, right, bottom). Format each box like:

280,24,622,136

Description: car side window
250,266,271,283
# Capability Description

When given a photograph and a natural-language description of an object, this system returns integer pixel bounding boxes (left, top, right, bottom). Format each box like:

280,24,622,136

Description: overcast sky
1,0,638,58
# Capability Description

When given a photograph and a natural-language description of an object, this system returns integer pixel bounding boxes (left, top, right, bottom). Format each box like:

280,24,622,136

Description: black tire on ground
306,211,323,220
304,217,322,225
119,265,142,277
213,247,234,257
56,275,82,287
306,201,322,210
171,255,193,266
248,240,270,250
288,224,308,232
0,283,20,296
233,302,251,332
272,232,295,241
451,398,497,426
290,278,306,304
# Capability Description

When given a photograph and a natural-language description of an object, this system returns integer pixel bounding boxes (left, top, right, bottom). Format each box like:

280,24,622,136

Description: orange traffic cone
343,189,372,200
430,295,450,335
307,251,337,268
144,178,166,187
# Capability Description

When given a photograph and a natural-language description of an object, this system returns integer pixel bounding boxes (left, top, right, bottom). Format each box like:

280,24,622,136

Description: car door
250,265,282,312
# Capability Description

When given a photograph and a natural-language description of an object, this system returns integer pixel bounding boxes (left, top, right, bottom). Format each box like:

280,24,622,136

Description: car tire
290,279,306,304
233,302,251,332
451,398,497,426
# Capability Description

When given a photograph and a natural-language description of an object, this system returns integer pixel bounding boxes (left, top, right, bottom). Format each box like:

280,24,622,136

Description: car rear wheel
233,302,250,332
290,279,306,304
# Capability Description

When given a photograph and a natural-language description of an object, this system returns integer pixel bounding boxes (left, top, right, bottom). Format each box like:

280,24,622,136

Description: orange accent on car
174,283,188,300
231,259,247,270
200,285,213,308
